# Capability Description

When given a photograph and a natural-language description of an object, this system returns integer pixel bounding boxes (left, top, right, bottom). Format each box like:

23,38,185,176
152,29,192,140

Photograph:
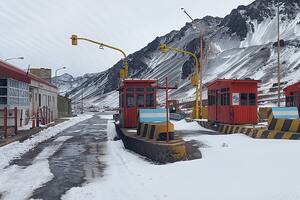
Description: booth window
241,93,248,105
221,88,230,105
136,88,144,92
286,92,299,107
136,94,144,107
126,94,135,108
208,90,216,105
249,93,256,105
241,93,256,106
146,94,154,107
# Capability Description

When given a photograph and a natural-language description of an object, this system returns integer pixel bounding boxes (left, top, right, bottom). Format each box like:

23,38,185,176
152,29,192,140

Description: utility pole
277,1,281,107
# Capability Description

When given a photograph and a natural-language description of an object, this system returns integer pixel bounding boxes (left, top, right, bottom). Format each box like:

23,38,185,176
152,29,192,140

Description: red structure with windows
284,81,300,115
207,79,259,125
119,80,157,128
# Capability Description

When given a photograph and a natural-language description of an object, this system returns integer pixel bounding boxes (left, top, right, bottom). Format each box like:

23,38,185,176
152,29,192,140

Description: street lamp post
55,67,66,78
277,1,281,107
70,35,129,79
4,57,24,62
181,8,204,118
159,44,200,119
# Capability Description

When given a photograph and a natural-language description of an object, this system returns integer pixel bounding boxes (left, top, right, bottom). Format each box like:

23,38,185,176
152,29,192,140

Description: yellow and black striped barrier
267,108,300,133
196,118,300,140
137,122,175,141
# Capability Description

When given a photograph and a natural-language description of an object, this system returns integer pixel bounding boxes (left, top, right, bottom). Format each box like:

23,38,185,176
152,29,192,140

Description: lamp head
71,35,78,45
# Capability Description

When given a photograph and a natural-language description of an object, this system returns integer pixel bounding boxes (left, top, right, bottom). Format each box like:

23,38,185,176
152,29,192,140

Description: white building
0,61,58,128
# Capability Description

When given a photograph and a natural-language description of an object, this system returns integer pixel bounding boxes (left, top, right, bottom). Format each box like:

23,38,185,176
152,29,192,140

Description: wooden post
4,107,7,138
14,107,18,135
32,112,36,129
45,106,48,124
36,109,40,127
20,109,23,127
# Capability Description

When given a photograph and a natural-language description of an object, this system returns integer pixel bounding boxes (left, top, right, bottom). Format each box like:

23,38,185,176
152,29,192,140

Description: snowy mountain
64,0,300,108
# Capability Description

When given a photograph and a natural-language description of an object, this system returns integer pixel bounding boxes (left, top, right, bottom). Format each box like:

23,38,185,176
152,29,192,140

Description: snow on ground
172,119,212,132
63,118,300,200
0,114,92,170
0,136,73,200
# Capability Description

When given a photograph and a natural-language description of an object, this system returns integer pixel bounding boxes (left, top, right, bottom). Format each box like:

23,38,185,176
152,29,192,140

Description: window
249,93,256,105
126,88,134,92
136,88,144,92
0,79,7,86
286,92,299,107
126,94,135,108
0,97,7,104
208,90,216,105
146,94,154,107
240,93,248,105
220,88,230,106
136,94,144,107
0,88,7,95
147,88,154,92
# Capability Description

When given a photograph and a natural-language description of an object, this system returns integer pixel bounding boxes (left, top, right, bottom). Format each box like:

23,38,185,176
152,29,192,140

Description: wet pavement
8,114,109,200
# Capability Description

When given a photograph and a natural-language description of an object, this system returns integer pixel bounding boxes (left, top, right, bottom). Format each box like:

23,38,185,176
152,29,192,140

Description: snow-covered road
1,116,300,200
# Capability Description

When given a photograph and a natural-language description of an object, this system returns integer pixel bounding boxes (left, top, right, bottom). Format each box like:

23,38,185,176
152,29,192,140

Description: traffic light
71,35,78,45
119,68,126,78
159,44,169,53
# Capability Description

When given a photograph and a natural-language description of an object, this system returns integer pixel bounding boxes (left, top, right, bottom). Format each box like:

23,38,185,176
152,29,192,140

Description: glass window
0,88,7,96
126,94,135,108
0,97,7,104
147,88,154,92
241,93,248,105
0,79,7,86
136,94,144,107
146,94,154,107
126,88,134,92
249,93,256,105
136,88,144,92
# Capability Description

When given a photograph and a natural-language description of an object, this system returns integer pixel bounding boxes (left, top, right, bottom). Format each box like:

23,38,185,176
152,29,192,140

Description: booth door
125,93,137,128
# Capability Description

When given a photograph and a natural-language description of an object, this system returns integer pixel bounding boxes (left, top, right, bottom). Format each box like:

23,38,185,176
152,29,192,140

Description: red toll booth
119,80,157,128
207,79,259,125
284,81,300,115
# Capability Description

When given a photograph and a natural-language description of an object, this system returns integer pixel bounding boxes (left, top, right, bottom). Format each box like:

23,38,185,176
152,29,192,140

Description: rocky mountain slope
61,0,300,108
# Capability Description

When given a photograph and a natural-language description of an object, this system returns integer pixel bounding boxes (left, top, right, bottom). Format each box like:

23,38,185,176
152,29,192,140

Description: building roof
206,79,260,88
0,60,30,83
0,60,57,89
29,72,57,89
283,81,300,92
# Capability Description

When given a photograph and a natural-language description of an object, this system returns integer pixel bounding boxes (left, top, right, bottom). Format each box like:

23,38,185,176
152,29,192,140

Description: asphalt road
9,114,109,200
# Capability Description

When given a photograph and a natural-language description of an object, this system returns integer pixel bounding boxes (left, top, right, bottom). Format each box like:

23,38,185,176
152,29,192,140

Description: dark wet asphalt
9,114,109,200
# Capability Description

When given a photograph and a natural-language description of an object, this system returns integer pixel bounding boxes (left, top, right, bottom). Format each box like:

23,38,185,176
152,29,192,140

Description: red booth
119,79,157,128
284,81,300,115
207,79,259,125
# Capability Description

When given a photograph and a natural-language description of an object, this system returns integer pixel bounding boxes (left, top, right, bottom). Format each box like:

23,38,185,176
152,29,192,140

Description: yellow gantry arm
71,35,129,78
159,43,199,119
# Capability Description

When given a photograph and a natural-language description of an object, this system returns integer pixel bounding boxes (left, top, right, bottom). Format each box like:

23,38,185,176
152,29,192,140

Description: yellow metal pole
164,46,199,119
72,36,129,78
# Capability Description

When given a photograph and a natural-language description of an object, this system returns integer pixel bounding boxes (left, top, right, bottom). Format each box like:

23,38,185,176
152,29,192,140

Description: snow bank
0,114,92,170
63,122,300,200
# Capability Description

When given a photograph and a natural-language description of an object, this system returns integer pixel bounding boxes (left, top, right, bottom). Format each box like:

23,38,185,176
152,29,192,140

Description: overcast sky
0,0,254,77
